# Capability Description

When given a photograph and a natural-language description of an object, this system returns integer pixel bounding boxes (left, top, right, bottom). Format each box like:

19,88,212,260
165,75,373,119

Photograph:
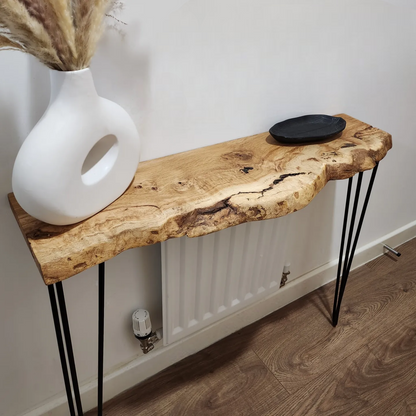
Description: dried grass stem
0,0,112,70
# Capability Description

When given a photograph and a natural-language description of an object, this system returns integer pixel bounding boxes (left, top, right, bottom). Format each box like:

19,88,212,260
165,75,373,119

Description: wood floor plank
354,311,416,415
250,266,372,394
268,308,416,415
267,335,416,416
386,389,416,416
86,338,288,416
264,346,378,416
340,263,416,341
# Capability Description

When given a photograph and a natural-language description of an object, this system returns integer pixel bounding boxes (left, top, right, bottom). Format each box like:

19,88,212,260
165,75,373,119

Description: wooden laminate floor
86,238,416,416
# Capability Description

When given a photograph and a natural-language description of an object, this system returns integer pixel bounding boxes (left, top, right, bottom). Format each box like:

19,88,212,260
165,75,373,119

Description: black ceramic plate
269,115,346,144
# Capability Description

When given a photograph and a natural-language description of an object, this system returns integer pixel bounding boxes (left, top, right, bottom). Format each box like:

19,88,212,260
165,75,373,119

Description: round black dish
269,115,346,144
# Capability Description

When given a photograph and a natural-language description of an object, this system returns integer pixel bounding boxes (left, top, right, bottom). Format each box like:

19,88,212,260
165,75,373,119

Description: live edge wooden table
8,114,392,416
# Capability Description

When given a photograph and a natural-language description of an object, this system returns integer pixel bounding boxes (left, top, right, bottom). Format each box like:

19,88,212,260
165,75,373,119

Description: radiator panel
162,218,289,345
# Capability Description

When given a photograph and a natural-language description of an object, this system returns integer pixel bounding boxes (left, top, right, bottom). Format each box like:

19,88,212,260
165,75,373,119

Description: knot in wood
221,151,253,162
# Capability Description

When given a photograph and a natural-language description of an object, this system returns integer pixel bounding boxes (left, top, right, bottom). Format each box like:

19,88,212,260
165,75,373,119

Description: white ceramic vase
12,68,140,225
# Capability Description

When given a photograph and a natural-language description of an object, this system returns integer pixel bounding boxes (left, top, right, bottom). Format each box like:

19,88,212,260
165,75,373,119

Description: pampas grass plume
0,0,116,70
0,34,24,50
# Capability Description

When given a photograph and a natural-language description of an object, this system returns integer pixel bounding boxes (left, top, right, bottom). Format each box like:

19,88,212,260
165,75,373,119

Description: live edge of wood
8,114,392,285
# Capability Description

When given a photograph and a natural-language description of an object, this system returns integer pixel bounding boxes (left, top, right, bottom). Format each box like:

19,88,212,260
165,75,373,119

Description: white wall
1,0,416,415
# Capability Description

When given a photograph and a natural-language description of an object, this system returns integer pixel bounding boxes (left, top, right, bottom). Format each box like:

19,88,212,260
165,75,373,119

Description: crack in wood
177,172,308,234
197,172,307,216
246,172,306,199
272,172,306,185
196,200,235,216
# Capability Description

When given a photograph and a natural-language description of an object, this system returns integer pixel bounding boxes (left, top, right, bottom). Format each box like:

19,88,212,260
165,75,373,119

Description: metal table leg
48,283,83,415
48,262,106,415
48,284,76,416
98,263,105,416
332,163,379,326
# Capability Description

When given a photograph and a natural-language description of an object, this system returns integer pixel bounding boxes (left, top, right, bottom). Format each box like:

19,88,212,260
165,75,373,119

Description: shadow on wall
27,59,50,130
285,180,339,281
0,57,49,193
91,24,151,134
0,103,21,197
0,57,49,207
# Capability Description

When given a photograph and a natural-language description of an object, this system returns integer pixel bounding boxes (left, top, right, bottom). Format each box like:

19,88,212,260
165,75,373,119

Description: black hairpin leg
98,262,105,416
48,283,83,415
332,163,379,327
48,262,106,416
48,285,76,416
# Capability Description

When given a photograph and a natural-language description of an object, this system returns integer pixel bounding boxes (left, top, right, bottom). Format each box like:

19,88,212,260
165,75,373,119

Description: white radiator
161,217,290,345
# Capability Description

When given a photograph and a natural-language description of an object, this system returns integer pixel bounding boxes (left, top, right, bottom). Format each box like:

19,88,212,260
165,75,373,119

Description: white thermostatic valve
132,309,152,339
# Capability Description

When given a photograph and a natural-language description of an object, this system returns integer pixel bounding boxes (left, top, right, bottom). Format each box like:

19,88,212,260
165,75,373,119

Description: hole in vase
81,134,119,185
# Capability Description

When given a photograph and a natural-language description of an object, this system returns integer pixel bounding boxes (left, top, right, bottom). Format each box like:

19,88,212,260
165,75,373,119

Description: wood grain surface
387,389,416,416
85,238,416,416
92,341,289,416
8,114,392,284
251,267,373,394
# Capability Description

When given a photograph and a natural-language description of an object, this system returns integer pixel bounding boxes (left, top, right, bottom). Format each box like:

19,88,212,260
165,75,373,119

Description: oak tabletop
8,114,392,285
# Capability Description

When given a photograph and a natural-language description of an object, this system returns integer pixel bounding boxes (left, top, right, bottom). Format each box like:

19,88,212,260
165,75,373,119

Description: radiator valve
280,264,291,288
132,309,161,354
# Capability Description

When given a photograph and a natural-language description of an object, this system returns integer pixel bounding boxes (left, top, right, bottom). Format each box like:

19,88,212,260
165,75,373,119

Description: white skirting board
20,219,416,416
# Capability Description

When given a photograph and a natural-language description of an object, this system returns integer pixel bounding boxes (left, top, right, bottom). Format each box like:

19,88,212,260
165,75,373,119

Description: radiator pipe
383,244,401,257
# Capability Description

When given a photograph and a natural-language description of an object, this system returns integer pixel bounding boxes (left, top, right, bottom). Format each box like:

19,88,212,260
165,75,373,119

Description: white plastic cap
132,309,152,338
